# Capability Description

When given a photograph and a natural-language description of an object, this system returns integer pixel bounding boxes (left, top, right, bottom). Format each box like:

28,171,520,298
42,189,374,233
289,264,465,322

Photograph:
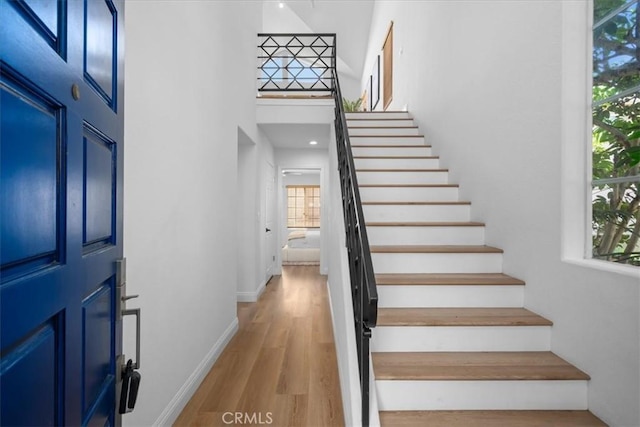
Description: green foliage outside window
592,0,640,265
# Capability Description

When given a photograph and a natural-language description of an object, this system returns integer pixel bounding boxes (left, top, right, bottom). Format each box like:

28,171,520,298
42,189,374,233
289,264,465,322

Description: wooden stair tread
375,273,524,286
356,168,448,172
367,221,484,227
353,155,438,159
350,145,431,148
372,352,589,380
377,307,552,327
350,135,426,138
347,118,414,120
348,126,419,129
370,245,503,254
379,410,607,427
362,201,470,205
347,110,409,113
358,184,456,188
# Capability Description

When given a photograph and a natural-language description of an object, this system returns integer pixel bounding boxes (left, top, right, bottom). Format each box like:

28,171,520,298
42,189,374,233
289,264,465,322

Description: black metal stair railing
332,64,378,427
257,33,335,92
257,33,378,426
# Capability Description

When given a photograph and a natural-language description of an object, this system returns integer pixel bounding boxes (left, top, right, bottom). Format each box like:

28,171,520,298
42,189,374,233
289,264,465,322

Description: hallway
174,266,345,426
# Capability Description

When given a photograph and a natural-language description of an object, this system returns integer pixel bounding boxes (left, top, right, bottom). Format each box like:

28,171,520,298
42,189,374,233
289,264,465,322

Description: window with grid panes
287,186,320,228
591,0,640,266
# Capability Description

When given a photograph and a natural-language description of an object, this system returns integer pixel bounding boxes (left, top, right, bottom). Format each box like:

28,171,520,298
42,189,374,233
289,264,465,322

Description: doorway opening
280,169,322,267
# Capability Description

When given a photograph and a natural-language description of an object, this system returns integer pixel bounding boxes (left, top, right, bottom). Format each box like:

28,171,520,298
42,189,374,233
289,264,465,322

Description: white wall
362,2,639,426
275,149,329,274
237,129,259,302
326,130,362,427
282,173,321,187
123,1,263,425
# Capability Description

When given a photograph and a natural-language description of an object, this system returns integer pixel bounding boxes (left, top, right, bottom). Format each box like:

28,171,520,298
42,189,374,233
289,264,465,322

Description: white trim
236,277,270,302
563,257,640,279
560,0,592,262
153,317,239,427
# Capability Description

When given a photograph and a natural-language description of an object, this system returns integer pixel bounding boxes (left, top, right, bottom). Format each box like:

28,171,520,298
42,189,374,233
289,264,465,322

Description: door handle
122,307,141,370
266,228,271,232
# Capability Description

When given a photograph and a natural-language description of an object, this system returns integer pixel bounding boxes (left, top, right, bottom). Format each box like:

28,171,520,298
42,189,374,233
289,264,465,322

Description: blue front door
1,0,124,425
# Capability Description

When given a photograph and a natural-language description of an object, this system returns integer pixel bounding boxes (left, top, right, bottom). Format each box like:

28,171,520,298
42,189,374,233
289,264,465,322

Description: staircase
346,111,608,427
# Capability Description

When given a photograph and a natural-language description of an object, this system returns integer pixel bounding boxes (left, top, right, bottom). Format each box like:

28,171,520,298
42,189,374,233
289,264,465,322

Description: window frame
286,185,321,228
590,0,640,266
561,0,640,277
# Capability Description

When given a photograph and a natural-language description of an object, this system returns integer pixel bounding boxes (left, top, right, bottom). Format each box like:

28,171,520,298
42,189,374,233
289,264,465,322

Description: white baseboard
237,277,270,302
153,317,239,426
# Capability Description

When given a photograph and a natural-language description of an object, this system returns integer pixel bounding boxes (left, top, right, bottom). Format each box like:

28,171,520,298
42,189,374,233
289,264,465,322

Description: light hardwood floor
174,266,344,427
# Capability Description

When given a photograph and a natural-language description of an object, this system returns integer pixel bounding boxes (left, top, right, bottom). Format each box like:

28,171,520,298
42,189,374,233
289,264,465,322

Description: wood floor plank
276,318,311,395
372,352,590,381
174,266,344,427
379,410,608,427
377,307,552,326
308,343,345,426
375,273,525,286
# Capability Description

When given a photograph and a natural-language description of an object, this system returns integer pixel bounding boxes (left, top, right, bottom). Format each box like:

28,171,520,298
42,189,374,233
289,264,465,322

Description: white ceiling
259,123,331,149
265,0,375,80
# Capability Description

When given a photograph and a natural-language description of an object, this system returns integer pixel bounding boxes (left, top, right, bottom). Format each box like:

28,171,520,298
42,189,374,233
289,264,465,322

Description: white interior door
265,161,276,281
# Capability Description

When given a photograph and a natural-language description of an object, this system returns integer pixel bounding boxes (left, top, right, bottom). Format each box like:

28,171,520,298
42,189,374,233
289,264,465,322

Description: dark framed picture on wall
371,55,380,110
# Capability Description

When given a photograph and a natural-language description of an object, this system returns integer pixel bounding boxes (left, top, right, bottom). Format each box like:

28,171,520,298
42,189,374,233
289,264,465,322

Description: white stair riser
348,120,415,128
349,127,421,136
377,285,523,308
346,112,411,120
372,253,503,274
375,380,588,411
363,205,470,222
372,326,550,352
354,158,440,169
350,136,426,146
352,146,432,156
367,226,483,245
359,186,457,202
357,171,448,185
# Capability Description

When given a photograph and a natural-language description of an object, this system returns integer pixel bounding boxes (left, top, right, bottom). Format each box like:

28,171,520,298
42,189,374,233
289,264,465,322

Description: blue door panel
84,0,116,108
9,0,66,55
0,320,61,426
0,272,66,350
1,0,124,423
83,125,115,249
84,378,115,427
0,76,62,270
22,0,59,37
82,282,113,415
